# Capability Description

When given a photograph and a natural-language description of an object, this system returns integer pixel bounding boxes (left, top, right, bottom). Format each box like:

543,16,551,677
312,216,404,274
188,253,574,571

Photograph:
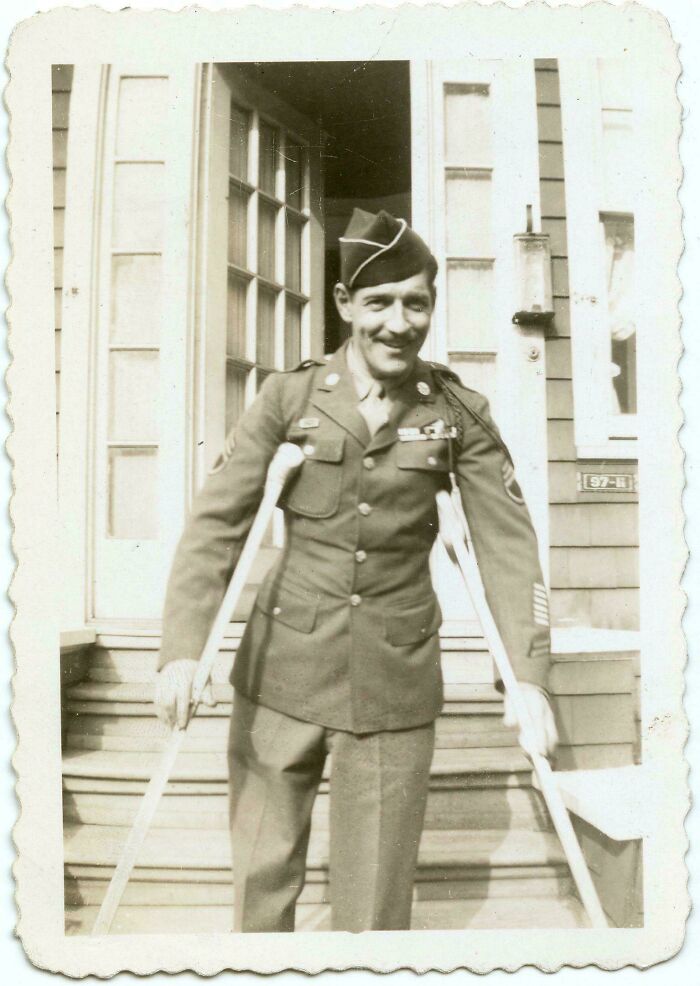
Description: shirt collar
346,340,376,401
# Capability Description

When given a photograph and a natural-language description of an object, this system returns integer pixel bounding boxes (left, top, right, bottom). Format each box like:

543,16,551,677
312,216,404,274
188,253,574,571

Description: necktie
359,380,389,437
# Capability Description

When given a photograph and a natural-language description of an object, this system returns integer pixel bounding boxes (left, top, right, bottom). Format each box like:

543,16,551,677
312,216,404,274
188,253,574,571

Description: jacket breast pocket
384,598,442,646
396,438,450,474
282,433,345,518
255,580,320,634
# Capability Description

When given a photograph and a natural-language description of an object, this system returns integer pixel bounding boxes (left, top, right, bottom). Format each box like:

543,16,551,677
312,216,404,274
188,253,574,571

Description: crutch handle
264,441,306,494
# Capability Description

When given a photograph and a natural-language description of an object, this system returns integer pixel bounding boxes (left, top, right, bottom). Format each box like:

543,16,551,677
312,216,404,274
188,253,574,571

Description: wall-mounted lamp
512,205,554,328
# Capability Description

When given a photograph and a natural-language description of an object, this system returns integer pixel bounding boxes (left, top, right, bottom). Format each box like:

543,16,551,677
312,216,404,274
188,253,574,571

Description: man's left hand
503,683,558,759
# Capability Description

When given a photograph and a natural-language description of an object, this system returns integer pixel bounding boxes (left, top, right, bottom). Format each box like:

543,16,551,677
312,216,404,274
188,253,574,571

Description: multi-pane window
597,58,636,417
225,100,310,433
560,57,640,454
442,83,498,400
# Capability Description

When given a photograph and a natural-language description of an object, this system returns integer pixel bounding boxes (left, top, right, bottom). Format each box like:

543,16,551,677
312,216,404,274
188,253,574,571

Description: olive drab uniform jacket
159,341,552,733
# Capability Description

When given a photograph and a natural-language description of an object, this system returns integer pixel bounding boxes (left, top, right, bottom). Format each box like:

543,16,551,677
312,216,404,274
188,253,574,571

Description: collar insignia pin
325,372,340,386
417,381,431,397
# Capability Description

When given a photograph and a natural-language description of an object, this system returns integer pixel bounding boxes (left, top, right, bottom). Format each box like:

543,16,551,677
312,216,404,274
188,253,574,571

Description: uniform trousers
228,691,435,932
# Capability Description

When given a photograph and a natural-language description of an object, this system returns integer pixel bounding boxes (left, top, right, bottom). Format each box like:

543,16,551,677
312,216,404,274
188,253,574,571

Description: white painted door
412,60,550,629
89,65,199,620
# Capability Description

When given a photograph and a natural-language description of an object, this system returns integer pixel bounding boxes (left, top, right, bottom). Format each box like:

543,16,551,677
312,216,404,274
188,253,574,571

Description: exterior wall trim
58,65,109,630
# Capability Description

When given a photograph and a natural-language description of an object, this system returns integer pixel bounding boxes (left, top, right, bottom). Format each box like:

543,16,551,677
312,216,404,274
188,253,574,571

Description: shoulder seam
284,358,324,373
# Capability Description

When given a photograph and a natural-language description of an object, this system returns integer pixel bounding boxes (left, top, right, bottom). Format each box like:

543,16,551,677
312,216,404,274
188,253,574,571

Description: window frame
559,58,640,460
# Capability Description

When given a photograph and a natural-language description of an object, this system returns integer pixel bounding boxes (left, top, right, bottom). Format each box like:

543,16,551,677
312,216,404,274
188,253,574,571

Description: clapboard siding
535,60,639,641
550,547,639,590
549,503,639,547
52,65,73,457
550,588,639,631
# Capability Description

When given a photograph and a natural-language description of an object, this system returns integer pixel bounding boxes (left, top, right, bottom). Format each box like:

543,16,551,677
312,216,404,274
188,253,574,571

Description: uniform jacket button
363,457,375,470
350,594,362,607
358,502,372,516
427,455,437,467
272,606,281,616
355,549,367,563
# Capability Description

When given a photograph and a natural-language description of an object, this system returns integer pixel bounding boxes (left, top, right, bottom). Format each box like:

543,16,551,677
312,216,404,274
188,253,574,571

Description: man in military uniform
155,210,558,933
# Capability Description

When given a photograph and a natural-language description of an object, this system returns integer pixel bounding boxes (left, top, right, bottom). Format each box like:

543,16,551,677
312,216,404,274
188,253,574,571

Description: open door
196,65,326,482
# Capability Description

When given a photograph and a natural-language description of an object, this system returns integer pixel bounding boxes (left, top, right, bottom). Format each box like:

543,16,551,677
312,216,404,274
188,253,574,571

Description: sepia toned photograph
6,2,688,976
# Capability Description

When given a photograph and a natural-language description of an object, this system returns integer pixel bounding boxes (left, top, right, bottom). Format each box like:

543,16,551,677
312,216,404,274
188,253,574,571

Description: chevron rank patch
532,582,550,627
208,431,236,475
502,459,525,504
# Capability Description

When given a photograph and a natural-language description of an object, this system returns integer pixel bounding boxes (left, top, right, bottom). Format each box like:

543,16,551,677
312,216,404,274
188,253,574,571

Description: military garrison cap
339,209,438,289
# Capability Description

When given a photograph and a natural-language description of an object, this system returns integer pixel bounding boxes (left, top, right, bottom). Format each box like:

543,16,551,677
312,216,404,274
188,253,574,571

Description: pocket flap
255,581,319,633
287,431,345,463
385,599,442,646
396,438,450,473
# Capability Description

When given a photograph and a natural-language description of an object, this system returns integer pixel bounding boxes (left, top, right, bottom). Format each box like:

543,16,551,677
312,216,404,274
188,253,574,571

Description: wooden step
65,893,587,935
63,823,566,871
64,712,518,753
64,698,505,719
66,680,504,706
65,863,573,908
63,783,550,833
62,745,532,784
86,649,495,686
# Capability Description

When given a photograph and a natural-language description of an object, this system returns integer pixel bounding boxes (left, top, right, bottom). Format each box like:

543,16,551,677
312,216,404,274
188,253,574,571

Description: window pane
285,296,303,368
113,163,165,250
110,255,162,345
108,350,159,442
226,272,247,358
602,216,636,414
229,103,249,179
285,214,303,291
108,448,158,539
444,84,491,166
445,170,492,256
257,286,277,367
228,184,249,267
258,121,278,196
258,199,277,281
285,143,305,209
446,260,495,351
116,77,168,160
225,362,247,434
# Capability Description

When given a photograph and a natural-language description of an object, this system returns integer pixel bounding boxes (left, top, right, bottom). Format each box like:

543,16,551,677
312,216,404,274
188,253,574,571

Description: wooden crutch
436,486,609,929
92,442,306,935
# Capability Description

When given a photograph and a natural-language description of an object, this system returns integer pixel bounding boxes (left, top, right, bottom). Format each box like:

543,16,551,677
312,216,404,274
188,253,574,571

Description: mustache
374,334,419,346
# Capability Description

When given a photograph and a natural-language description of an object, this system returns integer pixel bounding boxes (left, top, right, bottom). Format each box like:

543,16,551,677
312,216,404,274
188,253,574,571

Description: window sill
576,440,638,461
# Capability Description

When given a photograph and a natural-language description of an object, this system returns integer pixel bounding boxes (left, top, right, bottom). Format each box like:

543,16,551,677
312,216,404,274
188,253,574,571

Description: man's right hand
154,658,215,729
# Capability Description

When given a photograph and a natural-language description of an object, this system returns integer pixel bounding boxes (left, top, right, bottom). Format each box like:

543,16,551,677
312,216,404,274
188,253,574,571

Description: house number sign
577,472,638,493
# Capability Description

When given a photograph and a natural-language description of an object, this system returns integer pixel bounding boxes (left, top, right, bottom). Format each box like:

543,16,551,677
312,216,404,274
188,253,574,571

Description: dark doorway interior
241,62,412,353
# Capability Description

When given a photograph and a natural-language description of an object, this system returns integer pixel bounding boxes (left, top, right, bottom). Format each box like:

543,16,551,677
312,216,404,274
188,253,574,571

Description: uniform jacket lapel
309,344,371,447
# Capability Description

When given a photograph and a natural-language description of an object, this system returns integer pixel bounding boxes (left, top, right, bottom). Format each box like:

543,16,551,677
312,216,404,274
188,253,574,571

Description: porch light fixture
512,205,554,329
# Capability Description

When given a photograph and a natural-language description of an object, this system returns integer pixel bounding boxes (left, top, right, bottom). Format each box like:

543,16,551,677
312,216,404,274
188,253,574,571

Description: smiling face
333,269,435,381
